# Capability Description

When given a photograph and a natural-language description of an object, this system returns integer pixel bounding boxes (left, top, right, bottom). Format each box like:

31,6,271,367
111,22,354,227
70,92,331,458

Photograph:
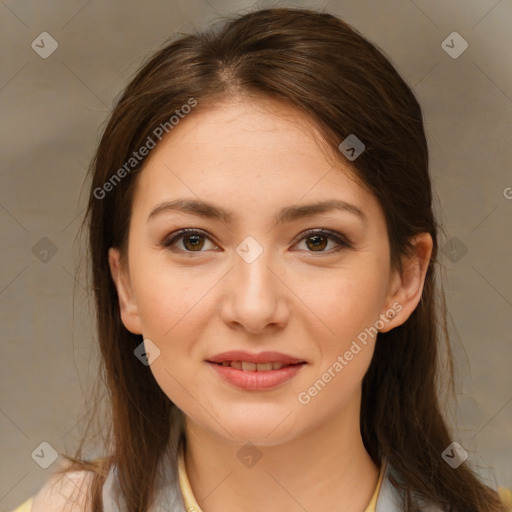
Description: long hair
57,7,507,512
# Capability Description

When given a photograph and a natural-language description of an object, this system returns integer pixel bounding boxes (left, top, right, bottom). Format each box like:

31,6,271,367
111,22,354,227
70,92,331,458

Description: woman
12,6,510,512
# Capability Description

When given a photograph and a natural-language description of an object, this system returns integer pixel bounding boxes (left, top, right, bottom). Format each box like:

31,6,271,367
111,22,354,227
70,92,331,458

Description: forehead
133,98,378,223
149,97,335,166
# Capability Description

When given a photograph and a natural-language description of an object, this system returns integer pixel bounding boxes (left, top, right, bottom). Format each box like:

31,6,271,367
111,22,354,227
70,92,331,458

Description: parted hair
57,7,507,512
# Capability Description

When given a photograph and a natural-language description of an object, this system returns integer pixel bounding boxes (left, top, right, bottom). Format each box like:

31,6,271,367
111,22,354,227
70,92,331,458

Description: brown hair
57,6,507,512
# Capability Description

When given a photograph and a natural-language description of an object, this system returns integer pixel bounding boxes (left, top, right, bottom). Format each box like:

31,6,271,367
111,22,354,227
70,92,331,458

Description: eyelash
160,228,353,256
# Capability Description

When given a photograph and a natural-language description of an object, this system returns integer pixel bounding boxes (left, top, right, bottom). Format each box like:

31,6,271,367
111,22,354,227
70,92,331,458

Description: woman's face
109,97,406,446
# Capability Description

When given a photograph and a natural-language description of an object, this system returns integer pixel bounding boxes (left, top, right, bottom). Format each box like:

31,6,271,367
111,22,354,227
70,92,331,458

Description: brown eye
304,234,328,251
162,228,352,256
162,229,217,253
295,229,351,254
182,234,205,251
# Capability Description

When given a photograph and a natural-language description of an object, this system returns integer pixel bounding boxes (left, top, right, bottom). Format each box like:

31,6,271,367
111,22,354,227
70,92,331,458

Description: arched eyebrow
147,198,367,225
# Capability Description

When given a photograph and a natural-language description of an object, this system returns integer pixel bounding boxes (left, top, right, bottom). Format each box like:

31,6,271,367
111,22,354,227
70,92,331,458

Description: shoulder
31,463,95,512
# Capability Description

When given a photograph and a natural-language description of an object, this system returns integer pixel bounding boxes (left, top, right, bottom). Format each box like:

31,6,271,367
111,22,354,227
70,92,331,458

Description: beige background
1,0,511,509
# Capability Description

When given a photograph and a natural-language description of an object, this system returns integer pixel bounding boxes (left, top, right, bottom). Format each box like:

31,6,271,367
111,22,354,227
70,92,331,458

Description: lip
206,350,306,365
207,361,306,390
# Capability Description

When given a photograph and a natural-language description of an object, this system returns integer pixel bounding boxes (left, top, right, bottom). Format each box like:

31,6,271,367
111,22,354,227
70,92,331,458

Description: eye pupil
306,234,328,251
184,235,204,251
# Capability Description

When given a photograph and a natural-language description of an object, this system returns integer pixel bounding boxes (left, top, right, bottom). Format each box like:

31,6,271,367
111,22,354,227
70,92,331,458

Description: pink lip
207,361,306,390
206,350,306,365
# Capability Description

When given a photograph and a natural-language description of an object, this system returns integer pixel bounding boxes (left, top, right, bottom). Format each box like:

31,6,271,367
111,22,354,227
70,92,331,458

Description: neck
182,389,379,512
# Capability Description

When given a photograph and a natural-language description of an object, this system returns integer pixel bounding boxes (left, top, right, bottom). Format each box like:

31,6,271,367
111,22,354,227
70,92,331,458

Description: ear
378,232,433,333
108,248,143,335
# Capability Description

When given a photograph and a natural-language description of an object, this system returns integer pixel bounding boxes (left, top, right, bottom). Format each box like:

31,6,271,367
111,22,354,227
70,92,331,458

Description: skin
109,96,433,512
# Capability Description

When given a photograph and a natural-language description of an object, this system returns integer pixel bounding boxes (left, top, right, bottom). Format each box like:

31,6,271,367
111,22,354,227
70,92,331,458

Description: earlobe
108,247,143,335
379,232,433,333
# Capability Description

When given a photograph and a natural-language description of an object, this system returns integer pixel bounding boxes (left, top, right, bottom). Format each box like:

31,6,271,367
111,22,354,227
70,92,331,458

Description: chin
213,411,303,447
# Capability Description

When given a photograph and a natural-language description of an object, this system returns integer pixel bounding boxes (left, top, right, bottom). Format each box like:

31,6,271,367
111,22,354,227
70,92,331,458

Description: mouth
206,360,307,390
208,360,305,371
207,350,306,367
205,351,307,390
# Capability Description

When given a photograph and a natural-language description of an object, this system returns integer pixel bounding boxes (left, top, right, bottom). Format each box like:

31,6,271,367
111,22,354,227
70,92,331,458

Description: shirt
176,443,386,512
10,444,512,511
10,447,385,512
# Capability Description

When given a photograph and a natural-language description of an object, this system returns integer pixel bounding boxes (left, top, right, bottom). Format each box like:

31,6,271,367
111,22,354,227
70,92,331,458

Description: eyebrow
147,198,367,225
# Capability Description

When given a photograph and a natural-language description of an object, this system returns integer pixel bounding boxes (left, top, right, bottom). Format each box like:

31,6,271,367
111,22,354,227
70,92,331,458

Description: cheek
303,263,387,409
132,268,211,411
130,250,209,339
129,259,218,405
297,260,388,345
295,272,381,417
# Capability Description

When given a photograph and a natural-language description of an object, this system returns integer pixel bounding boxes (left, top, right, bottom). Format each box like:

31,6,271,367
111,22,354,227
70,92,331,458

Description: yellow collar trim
178,444,386,512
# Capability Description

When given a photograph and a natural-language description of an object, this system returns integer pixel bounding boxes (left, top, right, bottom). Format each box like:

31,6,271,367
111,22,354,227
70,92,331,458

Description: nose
220,244,290,334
